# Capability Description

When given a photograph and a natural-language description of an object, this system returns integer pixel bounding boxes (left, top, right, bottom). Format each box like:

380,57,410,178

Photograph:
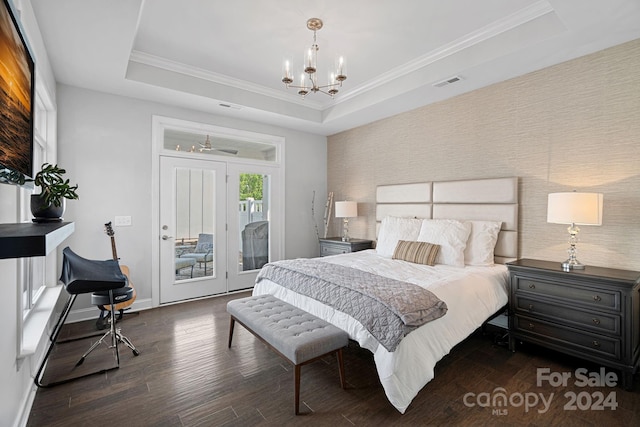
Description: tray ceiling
31,0,640,136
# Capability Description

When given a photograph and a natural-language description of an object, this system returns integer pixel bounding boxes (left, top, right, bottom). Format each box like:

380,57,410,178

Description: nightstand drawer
513,315,621,360
321,244,349,256
515,277,620,311
514,294,620,335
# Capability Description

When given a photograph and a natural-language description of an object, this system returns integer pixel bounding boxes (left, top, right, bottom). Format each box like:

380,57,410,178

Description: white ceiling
30,0,640,136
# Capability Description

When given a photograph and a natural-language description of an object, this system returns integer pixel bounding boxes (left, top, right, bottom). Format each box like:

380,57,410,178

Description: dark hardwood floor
28,292,640,426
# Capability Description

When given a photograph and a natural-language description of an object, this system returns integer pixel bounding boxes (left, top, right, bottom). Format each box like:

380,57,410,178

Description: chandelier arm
316,82,341,90
315,88,338,97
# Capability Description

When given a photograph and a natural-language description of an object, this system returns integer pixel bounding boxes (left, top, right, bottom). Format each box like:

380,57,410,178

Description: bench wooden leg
336,349,346,389
294,364,301,415
228,317,235,348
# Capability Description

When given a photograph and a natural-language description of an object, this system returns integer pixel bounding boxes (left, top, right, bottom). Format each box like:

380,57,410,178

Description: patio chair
179,233,214,274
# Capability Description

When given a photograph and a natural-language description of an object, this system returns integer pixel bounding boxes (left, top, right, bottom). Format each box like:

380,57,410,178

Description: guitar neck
110,236,119,261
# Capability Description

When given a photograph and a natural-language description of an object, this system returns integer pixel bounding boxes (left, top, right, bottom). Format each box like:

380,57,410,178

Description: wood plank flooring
28,291,640,426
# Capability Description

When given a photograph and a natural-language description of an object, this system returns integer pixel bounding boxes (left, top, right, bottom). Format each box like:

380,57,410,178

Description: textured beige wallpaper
328,39,640,271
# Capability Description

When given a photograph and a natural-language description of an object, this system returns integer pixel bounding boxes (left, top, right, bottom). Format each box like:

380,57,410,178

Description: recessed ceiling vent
433,75,463,88
219,103,241,110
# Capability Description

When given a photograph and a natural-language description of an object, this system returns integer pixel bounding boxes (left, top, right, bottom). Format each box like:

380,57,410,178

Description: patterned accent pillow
392,240,440,266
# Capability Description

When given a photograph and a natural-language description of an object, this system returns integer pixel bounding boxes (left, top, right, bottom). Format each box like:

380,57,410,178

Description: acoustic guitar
103,221,137,313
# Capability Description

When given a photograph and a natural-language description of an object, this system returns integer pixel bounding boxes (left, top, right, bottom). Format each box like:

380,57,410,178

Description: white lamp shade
335,201,357,218
547,192,603,225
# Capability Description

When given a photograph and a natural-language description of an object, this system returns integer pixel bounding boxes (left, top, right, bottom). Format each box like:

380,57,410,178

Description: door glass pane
174,167,216,280
238,173,270,272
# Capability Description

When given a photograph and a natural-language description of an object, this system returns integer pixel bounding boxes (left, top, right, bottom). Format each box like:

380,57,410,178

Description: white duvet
252,249,508,413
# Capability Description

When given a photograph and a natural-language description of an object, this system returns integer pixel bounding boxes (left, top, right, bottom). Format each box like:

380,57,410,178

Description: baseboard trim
65,298,153,323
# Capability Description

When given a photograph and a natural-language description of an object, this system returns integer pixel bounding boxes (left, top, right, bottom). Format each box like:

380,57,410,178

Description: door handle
162,235,173,240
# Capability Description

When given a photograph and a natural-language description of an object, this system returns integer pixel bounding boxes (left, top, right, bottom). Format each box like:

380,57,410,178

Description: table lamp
335,201,357,242
547,192,603,270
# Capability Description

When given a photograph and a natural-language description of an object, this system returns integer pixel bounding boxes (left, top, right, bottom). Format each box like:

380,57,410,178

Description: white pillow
376,216,423,258
465,220,502,266
417,219,471,267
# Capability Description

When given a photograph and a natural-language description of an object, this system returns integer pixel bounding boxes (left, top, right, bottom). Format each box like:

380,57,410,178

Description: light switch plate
114,215,132,226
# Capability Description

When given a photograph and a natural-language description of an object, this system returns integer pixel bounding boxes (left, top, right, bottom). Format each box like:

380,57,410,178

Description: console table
0,222,75,259
1,221,75,357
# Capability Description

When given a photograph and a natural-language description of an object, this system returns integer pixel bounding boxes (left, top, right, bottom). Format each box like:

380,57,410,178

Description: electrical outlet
114,215,132,226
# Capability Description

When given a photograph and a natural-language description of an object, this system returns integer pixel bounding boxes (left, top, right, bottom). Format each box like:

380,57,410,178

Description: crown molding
334,0,556,105
128,50,325,110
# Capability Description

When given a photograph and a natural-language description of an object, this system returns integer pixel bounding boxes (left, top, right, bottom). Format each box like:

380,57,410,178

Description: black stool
34,247,140,387
76,287,139,365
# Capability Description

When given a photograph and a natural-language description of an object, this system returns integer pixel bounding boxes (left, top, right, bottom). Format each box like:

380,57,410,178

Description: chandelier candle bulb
282,60,293,84
305,48,316,74
328,72,338,96
298,73,309,97
336,56,346,81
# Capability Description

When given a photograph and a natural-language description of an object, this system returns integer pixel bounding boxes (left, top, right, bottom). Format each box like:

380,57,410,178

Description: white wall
328,39,640,272
56,84,327,310
1,0,61,425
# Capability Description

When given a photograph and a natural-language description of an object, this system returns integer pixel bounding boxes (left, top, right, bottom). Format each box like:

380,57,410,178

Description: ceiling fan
199,135,239,155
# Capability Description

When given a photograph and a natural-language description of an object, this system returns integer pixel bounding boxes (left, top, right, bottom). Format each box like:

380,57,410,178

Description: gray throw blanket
256,259,447,352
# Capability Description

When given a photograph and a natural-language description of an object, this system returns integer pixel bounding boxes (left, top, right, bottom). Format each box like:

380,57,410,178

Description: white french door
227,163,281,291
158,156,283,303
159,156,227,303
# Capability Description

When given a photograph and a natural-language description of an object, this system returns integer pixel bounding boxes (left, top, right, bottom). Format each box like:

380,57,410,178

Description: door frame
151,115,285,307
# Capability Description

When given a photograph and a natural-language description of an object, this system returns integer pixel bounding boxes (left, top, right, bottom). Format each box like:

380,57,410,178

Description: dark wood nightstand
507,258,640,389
318,237,373,257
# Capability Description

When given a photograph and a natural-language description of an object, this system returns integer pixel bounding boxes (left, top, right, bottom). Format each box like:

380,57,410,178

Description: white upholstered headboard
376,177,518,264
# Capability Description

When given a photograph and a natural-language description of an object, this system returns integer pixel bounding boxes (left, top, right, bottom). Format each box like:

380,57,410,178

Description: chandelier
281,18,347,98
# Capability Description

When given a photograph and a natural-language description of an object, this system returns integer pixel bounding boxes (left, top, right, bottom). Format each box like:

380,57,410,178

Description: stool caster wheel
133,349,140,356
76,356,86,367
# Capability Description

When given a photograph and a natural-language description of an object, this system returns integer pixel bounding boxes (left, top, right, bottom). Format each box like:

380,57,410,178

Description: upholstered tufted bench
227,294,348,414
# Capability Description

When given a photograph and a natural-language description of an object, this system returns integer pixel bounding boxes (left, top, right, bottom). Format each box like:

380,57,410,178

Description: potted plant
28,163,79,222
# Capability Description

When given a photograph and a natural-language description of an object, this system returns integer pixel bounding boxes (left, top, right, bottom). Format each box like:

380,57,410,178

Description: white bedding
252,249,508,413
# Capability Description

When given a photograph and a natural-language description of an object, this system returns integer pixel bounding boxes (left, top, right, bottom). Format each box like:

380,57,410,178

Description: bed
253,177,518,413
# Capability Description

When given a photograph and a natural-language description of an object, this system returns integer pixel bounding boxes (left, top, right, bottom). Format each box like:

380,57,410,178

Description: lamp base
341,217,350,242
561,259,585,271
561,223,585,271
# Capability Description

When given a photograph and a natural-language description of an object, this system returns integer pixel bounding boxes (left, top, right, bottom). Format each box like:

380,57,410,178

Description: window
21,91,50,316
163,129,278,162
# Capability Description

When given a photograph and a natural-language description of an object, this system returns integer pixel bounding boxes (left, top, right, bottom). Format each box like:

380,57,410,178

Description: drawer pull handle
528,283,535,289
593,295,602,302
592,318,600,325
592,341,600,348
528,304,534,311
528,323,535,329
